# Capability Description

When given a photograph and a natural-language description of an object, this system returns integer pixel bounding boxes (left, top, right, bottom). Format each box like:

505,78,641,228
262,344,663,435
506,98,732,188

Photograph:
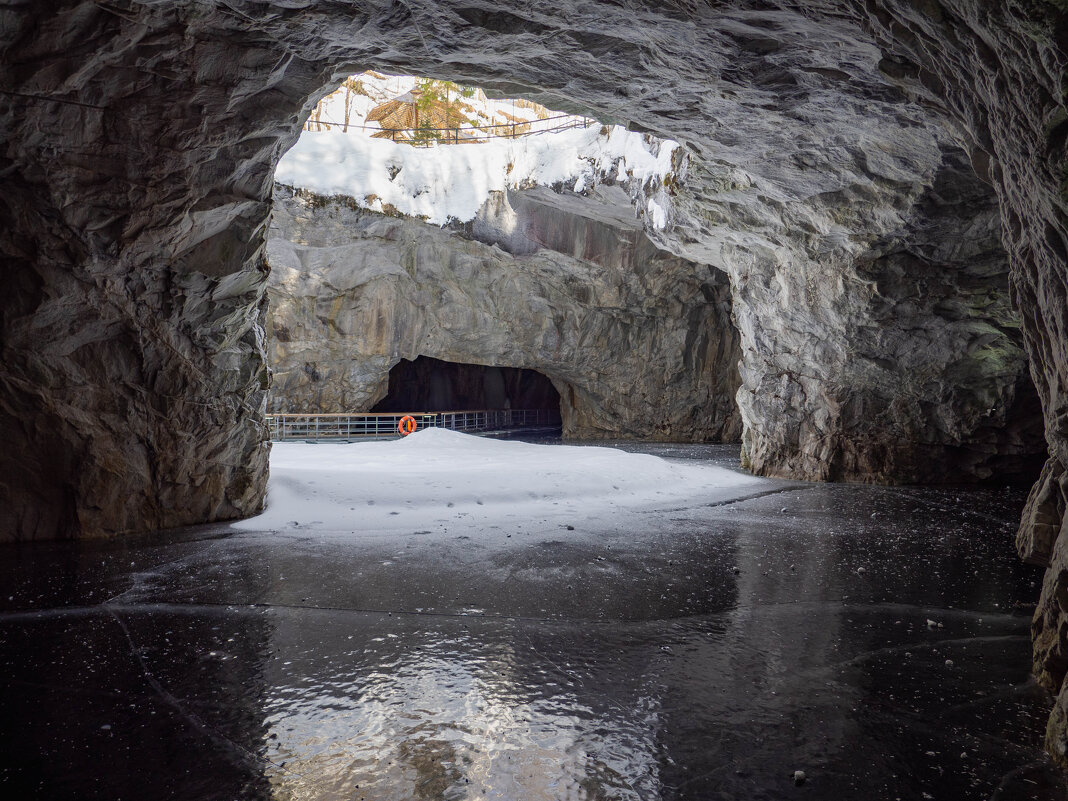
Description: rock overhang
0,0,1058,538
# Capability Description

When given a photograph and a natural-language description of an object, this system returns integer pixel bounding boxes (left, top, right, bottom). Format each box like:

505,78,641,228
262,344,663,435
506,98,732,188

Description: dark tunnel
370,356,562,425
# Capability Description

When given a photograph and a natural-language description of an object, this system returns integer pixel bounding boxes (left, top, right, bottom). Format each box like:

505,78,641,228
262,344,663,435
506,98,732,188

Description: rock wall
266,185,743,442
843,0,1068,766
721,145,1045,484
2,0,1067,761
1,0,1050,524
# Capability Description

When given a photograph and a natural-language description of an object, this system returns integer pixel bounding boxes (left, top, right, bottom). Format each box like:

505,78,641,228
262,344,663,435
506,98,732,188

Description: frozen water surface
0,437,1064,800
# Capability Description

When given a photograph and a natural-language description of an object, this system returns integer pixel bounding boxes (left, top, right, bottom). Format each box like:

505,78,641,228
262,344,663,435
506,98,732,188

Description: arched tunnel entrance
370,356,562,428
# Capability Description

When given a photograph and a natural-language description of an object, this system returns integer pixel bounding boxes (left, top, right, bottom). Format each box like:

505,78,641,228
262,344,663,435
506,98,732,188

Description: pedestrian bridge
266,409,559,441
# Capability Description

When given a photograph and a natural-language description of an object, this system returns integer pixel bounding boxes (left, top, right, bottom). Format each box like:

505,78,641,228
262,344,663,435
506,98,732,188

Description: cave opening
267,69,725,441
370,356,562,425
275,69,610,227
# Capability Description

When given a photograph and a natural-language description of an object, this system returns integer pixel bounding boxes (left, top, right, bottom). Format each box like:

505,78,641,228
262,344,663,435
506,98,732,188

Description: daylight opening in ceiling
274,71,680,228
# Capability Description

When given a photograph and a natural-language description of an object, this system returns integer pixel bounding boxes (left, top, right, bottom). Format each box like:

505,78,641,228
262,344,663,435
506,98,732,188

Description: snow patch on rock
275,124,677,228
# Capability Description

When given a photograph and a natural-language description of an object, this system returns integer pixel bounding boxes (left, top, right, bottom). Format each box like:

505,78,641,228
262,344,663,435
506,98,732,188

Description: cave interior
1,0,1068,786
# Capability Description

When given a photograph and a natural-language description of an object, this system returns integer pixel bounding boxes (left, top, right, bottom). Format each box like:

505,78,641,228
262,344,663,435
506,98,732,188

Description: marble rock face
266,185,742,443
2,0,1068,763
722,144,1045,485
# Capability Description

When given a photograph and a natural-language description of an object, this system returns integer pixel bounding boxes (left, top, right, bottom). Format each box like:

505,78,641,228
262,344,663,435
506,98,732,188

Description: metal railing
303,113,595,146
267,409,559,441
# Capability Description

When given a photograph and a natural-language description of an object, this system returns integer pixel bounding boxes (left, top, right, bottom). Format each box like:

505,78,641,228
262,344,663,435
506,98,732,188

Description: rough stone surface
267,186,742,442
0,0,1051,521
719,142,1045,484
1,0,1067,762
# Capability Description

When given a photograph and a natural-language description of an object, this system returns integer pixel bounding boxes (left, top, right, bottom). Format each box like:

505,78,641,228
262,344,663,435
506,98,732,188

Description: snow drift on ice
233,428,766,536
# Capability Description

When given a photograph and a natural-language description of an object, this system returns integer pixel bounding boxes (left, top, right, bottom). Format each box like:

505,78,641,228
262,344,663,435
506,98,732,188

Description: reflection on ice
262,617,661,800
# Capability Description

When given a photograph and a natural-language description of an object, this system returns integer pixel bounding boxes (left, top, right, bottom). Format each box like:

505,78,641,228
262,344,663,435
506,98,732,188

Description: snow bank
233,428,763,535
275,124,678,227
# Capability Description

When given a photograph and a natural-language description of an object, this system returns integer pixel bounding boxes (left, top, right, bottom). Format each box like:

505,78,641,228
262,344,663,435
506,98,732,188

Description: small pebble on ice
856,566,866,574
926,619,939,628
731,566,740,574
945,659,954,667
780,507,787,513
792,770,806,786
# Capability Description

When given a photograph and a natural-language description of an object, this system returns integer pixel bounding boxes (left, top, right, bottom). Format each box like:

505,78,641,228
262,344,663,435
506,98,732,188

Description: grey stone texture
1,0,1067,763
266,185,742,442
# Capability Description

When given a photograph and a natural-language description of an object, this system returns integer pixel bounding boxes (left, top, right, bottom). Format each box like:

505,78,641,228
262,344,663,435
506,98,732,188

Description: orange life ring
398,415,417,436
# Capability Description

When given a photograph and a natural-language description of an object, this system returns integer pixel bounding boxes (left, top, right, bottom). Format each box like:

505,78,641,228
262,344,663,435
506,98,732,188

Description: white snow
276,73,678,228
646,198,667,229
233,428,764,536
275,125,677,227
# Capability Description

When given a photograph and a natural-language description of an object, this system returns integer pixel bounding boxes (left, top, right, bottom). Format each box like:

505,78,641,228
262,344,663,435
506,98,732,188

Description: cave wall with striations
2,0,1067,760
266,185,742,442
